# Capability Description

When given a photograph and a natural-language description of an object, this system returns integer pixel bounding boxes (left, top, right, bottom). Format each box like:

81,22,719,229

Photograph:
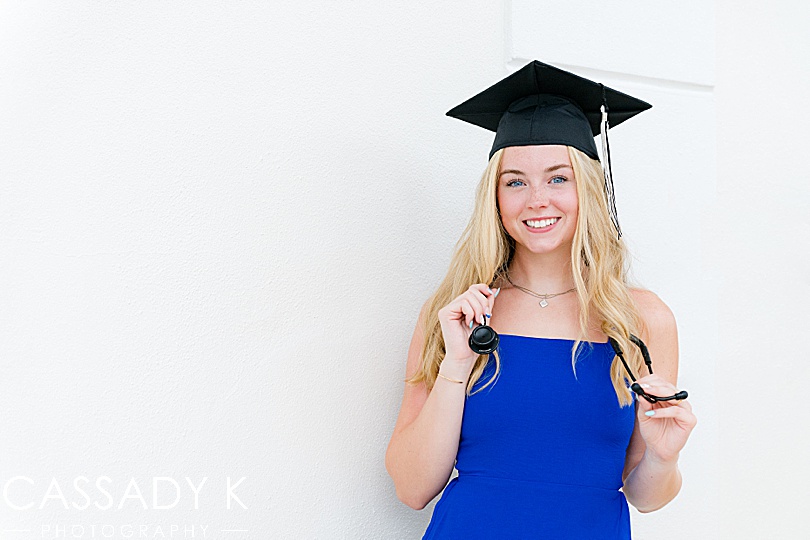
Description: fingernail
469,321,474,329
485,313,491,318
487,287,493,293
645,410,656,417
493,288,501,298
640,384,651,389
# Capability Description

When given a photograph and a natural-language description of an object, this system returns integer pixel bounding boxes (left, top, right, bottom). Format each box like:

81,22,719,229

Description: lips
524,217,560,229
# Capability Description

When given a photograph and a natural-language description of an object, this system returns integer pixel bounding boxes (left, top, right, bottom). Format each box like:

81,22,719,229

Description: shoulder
630,288,676,335
629,288,679,383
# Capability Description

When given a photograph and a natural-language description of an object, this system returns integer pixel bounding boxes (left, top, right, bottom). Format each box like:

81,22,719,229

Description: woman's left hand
634,374,697,463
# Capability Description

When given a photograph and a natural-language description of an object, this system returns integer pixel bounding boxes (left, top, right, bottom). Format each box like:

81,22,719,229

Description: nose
527,183,550,208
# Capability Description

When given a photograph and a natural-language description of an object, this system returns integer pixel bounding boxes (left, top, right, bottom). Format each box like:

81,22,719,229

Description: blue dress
422,335,635,539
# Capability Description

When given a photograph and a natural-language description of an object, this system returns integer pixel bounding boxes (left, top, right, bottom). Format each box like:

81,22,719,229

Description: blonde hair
407,146,645,405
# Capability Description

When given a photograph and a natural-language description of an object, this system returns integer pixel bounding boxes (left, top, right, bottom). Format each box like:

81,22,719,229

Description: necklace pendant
539,299,549,308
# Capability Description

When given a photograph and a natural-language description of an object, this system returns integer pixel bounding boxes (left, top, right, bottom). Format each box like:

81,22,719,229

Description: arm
621,290,697,512
385,286,496,510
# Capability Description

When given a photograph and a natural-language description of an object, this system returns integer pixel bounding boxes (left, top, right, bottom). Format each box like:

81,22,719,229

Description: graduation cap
446,60,652,237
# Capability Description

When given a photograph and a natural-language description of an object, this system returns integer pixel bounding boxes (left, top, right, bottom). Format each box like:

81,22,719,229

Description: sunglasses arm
609,336,689,403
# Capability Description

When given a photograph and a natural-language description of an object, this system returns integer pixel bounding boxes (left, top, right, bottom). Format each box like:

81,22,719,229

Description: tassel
599,85,622,239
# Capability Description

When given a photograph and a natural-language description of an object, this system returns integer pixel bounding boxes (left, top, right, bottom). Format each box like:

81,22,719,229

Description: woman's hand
634,374,697,463
437,284,499,366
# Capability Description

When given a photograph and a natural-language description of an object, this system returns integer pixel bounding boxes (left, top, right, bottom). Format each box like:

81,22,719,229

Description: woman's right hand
437,284,499,367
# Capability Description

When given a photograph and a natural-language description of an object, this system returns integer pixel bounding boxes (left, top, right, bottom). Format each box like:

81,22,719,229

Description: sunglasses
608,335,689,403
469,322,689,403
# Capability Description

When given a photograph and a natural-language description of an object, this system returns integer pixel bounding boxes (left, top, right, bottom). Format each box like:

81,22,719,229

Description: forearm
385,362,472,510
622,450,682,513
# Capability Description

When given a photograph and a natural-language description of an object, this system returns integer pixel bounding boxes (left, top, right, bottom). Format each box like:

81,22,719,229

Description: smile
524,217,560,229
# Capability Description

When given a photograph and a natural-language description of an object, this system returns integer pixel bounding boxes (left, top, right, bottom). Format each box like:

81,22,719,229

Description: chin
519,241,572,256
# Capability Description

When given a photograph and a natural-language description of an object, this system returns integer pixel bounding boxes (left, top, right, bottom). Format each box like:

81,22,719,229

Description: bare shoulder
629,288,679,383
630,288,676,335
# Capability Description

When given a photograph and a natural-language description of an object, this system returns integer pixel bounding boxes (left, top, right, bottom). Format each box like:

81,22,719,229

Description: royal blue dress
422,335,635,539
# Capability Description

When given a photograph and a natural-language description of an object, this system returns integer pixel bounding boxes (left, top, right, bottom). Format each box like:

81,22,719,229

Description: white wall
716,1,810,538
0,1,507,537
0,1,807,538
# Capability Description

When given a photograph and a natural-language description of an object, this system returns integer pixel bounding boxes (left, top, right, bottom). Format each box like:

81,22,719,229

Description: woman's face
497,145,579,257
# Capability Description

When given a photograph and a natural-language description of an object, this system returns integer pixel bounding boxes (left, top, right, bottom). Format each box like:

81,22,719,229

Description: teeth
526,218,559,228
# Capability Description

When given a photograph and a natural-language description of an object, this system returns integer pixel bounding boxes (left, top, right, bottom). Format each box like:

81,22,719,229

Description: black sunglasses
469,323,688,403
608,335,689,403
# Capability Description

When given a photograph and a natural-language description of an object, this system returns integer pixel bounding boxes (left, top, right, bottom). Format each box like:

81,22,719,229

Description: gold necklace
504,273,577,308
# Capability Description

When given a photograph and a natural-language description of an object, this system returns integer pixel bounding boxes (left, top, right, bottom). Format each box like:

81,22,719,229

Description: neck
505,245,575,293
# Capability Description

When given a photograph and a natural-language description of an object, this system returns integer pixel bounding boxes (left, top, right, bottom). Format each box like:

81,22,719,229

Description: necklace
503,273,577,308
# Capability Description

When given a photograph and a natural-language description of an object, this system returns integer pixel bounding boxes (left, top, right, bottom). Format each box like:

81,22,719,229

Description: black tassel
600,84,622,239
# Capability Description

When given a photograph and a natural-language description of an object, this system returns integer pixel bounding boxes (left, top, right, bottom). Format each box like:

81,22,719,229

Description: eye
550,175,568,184
505,178,525,187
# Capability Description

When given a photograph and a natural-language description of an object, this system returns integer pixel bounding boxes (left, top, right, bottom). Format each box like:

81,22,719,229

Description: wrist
437,372,467,384
438,357,475,382
642,447,680,469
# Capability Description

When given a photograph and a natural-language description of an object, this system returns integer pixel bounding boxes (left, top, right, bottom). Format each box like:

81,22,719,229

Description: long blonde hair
407,146,645,405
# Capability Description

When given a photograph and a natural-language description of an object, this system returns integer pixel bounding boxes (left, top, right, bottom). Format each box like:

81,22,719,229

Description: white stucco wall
715,1,810,538
0,1,807,538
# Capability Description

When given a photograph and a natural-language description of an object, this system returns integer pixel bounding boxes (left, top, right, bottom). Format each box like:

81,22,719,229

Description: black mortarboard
446,60,652,237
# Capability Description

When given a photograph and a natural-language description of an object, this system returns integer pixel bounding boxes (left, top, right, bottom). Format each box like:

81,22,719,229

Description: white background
0,1,808,538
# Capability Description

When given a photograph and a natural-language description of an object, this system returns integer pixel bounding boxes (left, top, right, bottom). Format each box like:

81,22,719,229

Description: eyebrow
498,164,572,177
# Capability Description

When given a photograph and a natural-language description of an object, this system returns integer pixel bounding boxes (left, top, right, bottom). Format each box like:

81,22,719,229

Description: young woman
385,61,697,538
